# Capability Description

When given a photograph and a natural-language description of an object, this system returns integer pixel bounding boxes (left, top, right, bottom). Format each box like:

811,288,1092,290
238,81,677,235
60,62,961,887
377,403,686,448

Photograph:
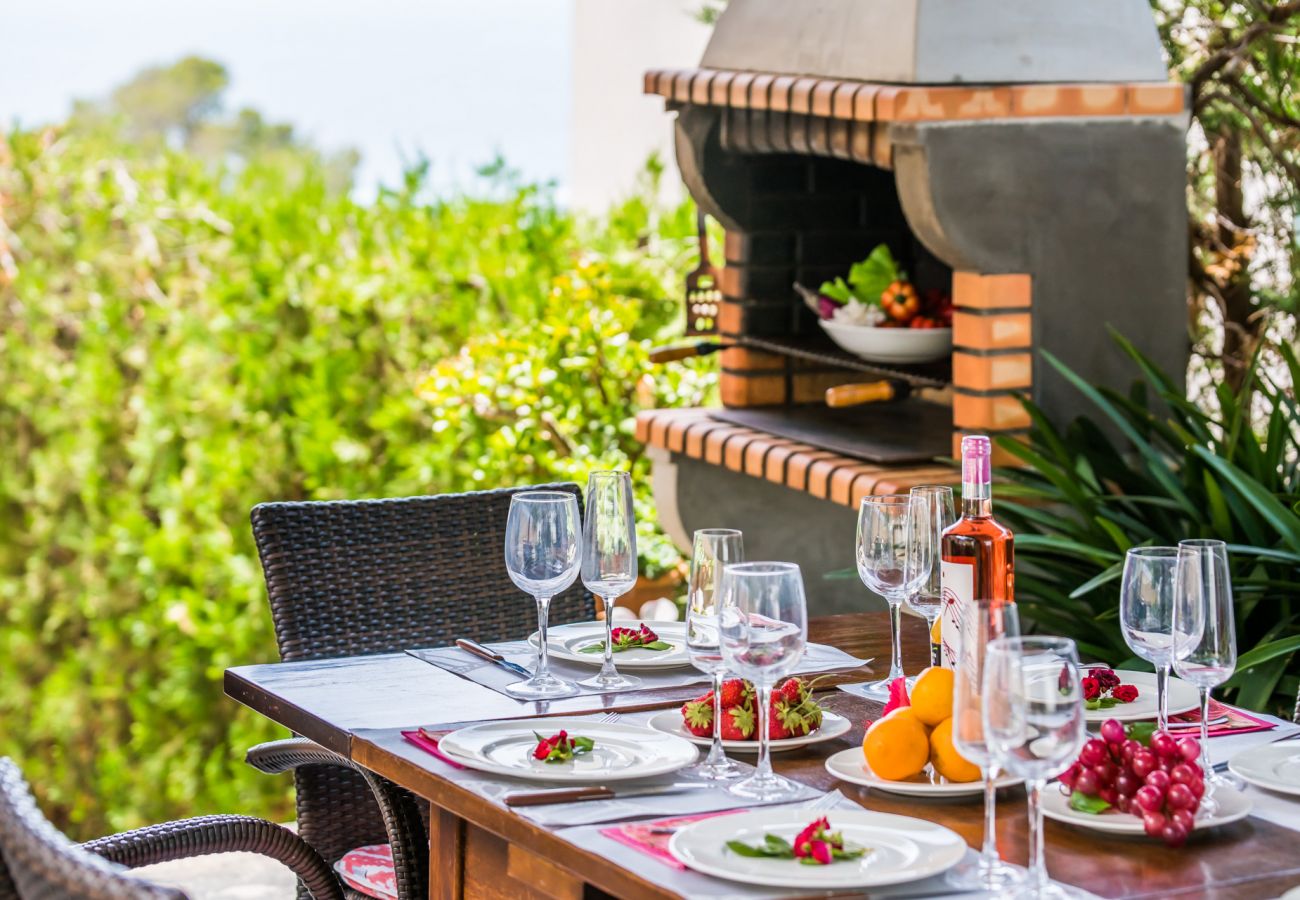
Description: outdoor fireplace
636,0,1190,611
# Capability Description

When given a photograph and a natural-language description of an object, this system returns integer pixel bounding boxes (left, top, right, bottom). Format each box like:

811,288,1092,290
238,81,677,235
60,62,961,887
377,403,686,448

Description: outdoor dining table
225,612,1300,899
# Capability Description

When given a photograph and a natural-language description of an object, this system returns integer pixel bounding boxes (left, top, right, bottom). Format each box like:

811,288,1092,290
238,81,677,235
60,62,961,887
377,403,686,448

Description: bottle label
939,560,973,669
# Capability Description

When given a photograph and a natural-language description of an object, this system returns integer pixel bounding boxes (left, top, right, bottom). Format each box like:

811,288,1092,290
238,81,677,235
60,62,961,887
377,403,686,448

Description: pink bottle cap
961,434,992,483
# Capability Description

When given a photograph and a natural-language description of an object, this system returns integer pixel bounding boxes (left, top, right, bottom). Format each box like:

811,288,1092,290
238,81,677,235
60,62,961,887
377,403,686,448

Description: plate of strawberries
650,677,851,751
528,620,692,670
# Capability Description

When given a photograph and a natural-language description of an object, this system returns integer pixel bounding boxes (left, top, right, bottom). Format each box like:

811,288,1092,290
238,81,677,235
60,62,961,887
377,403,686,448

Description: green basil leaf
578,644,605,653
1084,699,1100,710
1126,722,1157,746
1069,790,1112,815
763,834,792,852
571,736,595,752
725,841,772,858
643,641,672,651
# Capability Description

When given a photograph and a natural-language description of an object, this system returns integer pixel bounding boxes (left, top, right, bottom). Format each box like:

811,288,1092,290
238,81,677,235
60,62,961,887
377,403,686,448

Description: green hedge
0,123,714,836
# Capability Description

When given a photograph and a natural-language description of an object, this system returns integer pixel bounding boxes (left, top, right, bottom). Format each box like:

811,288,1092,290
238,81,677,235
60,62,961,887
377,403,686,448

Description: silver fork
596,711,622,724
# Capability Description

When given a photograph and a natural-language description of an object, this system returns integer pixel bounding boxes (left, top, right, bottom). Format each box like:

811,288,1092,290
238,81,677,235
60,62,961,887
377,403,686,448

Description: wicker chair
246,483,594,900
0,757,342,900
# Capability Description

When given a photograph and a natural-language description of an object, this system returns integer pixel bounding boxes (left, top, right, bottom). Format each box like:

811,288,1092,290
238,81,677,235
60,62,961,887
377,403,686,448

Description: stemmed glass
503,491,581,700
579,471,639,691
685,528,745,780
907,485,955,668
718,562,808,801
949,600,1023,891
856,495,929,697
1173,539,1238,808
984,636,1088,900
1120,547,1179,730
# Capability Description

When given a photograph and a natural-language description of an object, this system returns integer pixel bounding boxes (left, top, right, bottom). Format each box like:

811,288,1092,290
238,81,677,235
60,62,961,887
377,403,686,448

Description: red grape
1116,795,1132,813
1120,739,1142,764
1134,785,1165,813
1188,778,1205,801
1115,772,1140,797
1176,736,1200,762
1145,769,1171,793
1075,769,1101,797
1100,719,1126,745
1080,739,1109,767
1170,808,1196,834
1162,822,1189,847
1170,763,1201,788
1166,783,1196,811
1093,760,1119,783
1132,750,1158,778
1151,732,1178,759
1142,810,1167,838
1099,786,1118,805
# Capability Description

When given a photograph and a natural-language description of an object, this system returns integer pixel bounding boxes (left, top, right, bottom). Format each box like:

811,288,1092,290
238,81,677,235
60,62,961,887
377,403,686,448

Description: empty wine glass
908,485,954,668
579,471,639,691
718,562,808,801
949,600,1023,891
856,495,928,698
685,529,745,780
1173,539,1237,808
503,491,581,700
1120,546,1179,730
984,636,1088,900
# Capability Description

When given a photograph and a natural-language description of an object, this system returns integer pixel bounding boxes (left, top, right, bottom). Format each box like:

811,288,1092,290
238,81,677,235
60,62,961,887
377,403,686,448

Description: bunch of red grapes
1059,718,1205,847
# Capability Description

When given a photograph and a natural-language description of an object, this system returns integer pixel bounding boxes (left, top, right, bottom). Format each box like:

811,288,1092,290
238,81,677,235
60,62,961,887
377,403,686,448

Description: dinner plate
1040,782,1252,835
1227,743,1300,796
647,709,852,752
436,718,698,783
668,807,966,889
528,620,692,670
1085,670,1199,723
823,747,1021,797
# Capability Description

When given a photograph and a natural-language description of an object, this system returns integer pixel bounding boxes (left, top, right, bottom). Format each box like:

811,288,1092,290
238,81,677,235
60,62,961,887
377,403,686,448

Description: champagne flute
1173,539,1237,808
579,471,639,691
503,491,581,700
685,528,745,780
1119,547,1178,730
984,636,1088,900
949,600,1023,891
718,562,808,801
856,495,928,698
908,485,954,668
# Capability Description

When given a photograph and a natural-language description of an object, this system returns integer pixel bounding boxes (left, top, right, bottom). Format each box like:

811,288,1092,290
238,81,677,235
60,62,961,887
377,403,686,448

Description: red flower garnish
531,730,595,763
1093,668,1122,691
1112,684,1139,703
1082,675,1101,701
730,815,867,865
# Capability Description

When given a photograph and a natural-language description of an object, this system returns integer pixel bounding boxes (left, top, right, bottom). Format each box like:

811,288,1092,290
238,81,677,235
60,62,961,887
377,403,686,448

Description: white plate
528,620,692,670
668,807,966,889
1040,782,1252,835
647,709,852,752
823,747,1021,797
1228,744,1300,796
436,718,698,783
819,318,952,364
1084,670,1199,723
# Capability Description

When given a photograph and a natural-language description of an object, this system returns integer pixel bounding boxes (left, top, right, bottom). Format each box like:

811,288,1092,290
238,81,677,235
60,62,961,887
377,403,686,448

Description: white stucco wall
569,0,712,212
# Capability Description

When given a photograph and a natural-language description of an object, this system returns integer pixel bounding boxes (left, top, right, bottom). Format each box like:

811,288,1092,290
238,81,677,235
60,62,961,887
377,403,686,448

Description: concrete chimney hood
701,0,1170,85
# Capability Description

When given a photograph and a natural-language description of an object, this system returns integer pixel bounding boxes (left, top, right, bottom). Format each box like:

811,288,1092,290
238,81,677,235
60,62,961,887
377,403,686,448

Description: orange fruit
930,616,942,645
863,708,929,781
929,717,981,783
909,666,955,727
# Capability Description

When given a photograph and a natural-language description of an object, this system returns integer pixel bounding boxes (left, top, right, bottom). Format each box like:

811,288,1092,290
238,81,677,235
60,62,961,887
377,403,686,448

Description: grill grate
736,333,951,389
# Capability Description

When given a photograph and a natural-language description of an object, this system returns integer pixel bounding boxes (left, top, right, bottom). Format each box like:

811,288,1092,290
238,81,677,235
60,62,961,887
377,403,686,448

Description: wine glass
949,600,1023,891
718,562,808,801
907,485,954,668
1119,546,1178,730
856,495,928,698
1173,538,1237,808
579,471,639,691
685,528,745,780
503,491,581,700
984,636,1088,900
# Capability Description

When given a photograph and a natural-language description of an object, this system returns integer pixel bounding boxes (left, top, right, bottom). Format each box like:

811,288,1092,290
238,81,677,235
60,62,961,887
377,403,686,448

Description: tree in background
696,1,1300,392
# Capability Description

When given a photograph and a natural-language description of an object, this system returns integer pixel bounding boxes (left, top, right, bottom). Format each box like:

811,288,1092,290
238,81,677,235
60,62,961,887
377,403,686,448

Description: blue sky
0,0,574,196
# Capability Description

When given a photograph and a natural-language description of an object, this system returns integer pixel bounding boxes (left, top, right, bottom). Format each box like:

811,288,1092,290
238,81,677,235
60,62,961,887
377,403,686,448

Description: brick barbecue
637,0,1190,612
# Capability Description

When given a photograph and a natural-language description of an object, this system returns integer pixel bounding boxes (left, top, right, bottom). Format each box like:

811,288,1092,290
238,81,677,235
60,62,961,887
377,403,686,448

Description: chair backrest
250,483,595,662
0,759,185,900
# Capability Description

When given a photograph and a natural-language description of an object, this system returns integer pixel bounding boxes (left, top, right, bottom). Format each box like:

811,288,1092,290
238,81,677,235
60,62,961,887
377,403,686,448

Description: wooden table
226,613,1300,900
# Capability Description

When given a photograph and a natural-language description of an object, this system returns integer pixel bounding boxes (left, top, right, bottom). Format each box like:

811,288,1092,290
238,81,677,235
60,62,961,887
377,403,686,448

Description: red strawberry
718,679,751,709
777,677,805,705
681,698,714,737
770,696,816,739
720,704,756,741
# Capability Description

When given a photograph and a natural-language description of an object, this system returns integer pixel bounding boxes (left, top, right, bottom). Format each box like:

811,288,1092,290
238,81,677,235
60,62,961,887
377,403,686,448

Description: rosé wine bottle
939,435,1015,669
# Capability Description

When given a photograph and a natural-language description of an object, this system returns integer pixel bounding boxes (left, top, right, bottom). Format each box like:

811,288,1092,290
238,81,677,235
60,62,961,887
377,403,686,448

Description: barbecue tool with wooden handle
647,340,729,364
683,211,721,336
826,381,952,407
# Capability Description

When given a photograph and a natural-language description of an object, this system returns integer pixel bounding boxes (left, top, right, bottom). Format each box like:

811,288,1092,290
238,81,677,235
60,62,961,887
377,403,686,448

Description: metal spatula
684,210,720,335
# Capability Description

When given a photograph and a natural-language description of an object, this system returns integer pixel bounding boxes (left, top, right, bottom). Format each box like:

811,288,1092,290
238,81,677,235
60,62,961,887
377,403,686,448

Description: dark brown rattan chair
245,483,594,900
0,757,342,900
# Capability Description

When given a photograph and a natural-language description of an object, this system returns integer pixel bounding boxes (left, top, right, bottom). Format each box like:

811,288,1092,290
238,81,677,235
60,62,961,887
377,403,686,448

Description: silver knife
455,638,532,679
504,782,710,807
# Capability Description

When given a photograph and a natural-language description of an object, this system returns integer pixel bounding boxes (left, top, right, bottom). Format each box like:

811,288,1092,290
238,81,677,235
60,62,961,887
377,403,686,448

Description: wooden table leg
429,807,465,900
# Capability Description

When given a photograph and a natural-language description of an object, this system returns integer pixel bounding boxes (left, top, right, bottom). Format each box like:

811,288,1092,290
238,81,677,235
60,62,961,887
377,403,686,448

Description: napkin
1170,699,1275,738
400,729,465,770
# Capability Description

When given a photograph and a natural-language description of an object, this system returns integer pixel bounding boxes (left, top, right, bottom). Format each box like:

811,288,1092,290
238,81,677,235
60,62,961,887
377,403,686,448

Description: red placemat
600,809,749,870
400,728,466,769
1169,699,1275,738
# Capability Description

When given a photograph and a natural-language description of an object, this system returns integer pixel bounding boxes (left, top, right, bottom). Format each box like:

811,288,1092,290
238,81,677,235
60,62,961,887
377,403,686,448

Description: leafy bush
998,333,1300,714
0,114,711,835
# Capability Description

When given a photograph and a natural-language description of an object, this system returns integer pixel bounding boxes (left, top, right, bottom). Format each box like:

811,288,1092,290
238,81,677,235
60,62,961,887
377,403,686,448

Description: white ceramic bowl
819,318,952,364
